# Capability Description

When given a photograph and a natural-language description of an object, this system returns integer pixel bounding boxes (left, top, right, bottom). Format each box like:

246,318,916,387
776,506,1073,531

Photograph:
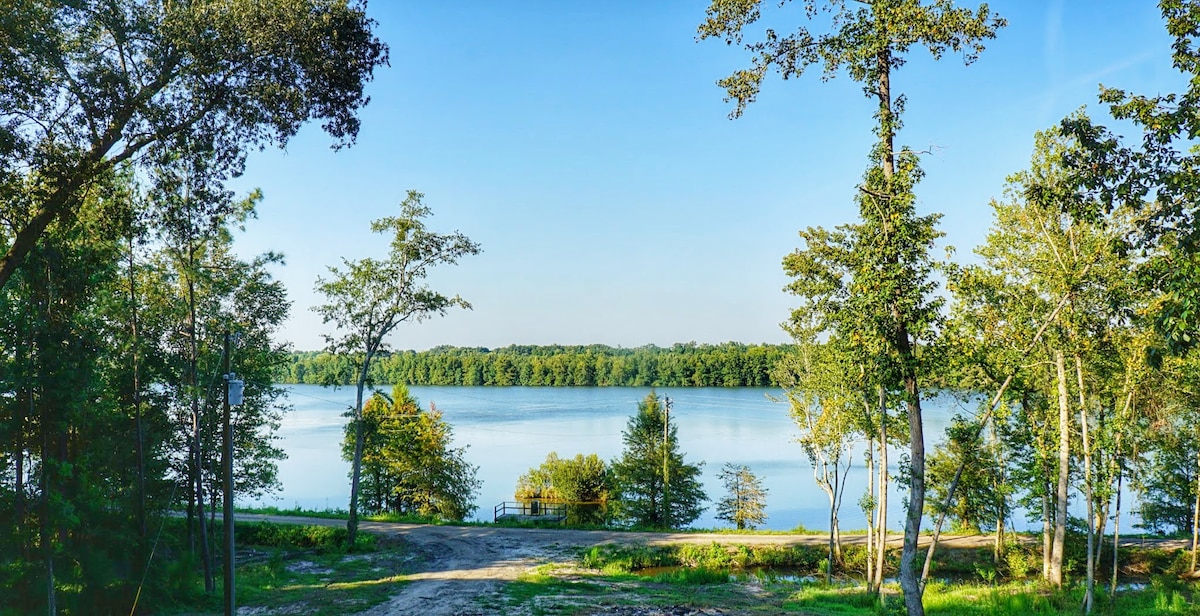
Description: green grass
229,550,406,615
646,567,730,585
235,520,375,552
579,542,829,574
559,540,1200,616
781,584,882,615
163,524,408,615
236,504,447,525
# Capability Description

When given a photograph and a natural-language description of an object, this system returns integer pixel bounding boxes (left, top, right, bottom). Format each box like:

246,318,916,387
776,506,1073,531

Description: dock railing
493,500,568,522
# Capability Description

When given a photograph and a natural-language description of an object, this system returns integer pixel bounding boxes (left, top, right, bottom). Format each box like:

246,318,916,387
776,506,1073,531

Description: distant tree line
277,342,793,387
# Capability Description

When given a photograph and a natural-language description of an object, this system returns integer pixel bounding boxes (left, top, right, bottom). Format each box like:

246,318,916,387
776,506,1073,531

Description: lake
249,384,1128,532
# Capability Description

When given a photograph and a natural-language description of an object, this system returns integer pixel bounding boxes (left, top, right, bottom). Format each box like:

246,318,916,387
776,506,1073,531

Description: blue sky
230,1,1183,352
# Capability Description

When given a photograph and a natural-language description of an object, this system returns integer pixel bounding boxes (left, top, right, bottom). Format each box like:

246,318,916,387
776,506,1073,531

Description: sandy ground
234,514,1192,616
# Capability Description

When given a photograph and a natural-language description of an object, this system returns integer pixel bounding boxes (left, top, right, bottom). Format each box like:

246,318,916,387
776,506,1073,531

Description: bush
1004,542,1036,580
580,544,676,574
235,522,374,552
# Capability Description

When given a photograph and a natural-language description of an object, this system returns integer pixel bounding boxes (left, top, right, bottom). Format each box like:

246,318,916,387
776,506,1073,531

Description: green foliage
315,191,480,541
515,451,609,503
580,542,827,575
925,415,1008,533
0,0,388,290
1133,355,1200,535
648,567,730,585
277,342,792,387
313,192,481,362
609,392,708,529
343,386,481,521
715,463,768,530
580,544,679,574
697,0,1005,119
235,522,374,553
1003,548,1034,581
1059,4,1200,356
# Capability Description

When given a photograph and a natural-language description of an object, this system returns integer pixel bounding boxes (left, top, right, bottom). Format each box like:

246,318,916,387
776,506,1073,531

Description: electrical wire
128,478,182,616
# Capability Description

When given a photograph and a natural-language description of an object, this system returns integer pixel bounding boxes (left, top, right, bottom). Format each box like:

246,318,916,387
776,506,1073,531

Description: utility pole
222,330,236,616
663,396,671,528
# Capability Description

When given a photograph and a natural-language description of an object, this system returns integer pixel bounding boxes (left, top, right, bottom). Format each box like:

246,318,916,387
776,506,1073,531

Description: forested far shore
277,343,793,387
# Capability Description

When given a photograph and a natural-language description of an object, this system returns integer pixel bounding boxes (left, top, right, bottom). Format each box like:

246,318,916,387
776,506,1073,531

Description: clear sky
228,1,1184,352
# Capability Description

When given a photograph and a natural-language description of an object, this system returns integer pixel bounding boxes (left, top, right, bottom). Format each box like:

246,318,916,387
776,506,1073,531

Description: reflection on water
251,385,1137,532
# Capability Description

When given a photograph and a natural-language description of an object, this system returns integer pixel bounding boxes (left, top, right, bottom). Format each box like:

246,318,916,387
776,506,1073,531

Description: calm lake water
249,385,1130,532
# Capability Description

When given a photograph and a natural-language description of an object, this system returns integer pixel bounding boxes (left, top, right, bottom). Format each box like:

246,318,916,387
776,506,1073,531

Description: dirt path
235,514,1192,616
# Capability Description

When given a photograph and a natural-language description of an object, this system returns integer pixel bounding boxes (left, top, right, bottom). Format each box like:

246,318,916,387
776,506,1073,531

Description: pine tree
610,392,707,529
715,463,768,530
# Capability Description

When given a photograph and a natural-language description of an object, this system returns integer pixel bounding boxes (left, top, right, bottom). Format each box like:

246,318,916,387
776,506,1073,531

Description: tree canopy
0,0,387,290
343,386,480,521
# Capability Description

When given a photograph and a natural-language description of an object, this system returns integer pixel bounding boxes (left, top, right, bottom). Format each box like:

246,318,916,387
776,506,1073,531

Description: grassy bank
161,517,1198,616
524,542,1200,616
164,521,405,616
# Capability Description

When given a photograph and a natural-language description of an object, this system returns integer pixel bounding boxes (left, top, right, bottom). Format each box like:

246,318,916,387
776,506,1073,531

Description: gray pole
663,396,671,527
222,330,235,616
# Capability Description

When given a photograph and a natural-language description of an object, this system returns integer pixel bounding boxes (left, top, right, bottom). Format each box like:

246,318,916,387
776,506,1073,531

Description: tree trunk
865,432,876,594
1109,390,1132,602
15,339,28,554
347,350,374,548
1042,488,1052,580
833,459,846,563
1076,356,1094,614
188,272,215,592
899,365,926,616
1191,448,1200,574
991,417,1006,564
40,377,55,616
130,236,146,544
827,481,836,585
876,386,889,599
1049,350,1070,587
1110,459,1122,604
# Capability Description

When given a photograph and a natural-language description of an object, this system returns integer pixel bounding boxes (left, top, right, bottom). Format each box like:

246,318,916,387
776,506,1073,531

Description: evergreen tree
343,386,480,521
715,463,768,531
609,392,707,529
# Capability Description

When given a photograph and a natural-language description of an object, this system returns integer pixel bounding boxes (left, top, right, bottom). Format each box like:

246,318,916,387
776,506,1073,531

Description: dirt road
234,514,1191,616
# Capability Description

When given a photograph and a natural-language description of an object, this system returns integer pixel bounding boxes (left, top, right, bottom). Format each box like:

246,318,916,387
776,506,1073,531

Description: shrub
235,522,374,552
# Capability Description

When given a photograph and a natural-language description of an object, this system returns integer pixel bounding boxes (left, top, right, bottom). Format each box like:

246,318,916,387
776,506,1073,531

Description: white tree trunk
1049,350,1070,587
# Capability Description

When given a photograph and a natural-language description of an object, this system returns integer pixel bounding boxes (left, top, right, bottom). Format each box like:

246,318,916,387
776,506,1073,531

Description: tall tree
775,338,858,571
0,0,387,290
699,4,1003,612
1056,4,1200,582
951,125,1143,608
315,191,480,546
343,386,480,520
609,392,707,529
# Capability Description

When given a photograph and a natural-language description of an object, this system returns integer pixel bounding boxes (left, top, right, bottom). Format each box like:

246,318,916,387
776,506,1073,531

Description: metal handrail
493,500,568,521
